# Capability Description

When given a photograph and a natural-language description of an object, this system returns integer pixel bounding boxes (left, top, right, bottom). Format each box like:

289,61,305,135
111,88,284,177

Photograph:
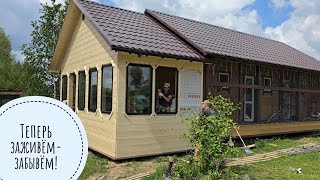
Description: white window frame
264,77,272,92
244,76,254,122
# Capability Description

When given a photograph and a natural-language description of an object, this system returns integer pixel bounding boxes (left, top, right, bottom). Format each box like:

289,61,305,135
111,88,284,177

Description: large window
155,67,178,114
69,73,76,111
78,71,86,110
101,65,113,113
61,75,67,101
126,64,152,114
89,68,98,112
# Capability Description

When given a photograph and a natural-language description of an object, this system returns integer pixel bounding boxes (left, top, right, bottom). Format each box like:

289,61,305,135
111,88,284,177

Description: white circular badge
0,96,88,180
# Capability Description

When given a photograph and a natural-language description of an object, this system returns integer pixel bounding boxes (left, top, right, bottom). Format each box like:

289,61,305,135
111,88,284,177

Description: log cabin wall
205,58,320,124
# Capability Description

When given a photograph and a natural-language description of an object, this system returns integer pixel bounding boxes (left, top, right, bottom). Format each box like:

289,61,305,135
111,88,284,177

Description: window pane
78,71,86,110
245,78,253,85
219,74,229,83
89,69,98,111
245,103,253,120
264,78,271,87
245,88,253,101
70,73,76,111
62,75,67,101
101,66,113,113
155,67,178,113
126,65,152,114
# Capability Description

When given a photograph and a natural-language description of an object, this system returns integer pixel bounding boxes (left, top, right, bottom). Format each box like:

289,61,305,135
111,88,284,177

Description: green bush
144,96,240,179
173,95,240,179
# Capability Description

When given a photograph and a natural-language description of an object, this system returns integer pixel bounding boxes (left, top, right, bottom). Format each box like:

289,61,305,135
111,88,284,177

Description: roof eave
49,0,80,73
206,53,320,73
111,45,204,62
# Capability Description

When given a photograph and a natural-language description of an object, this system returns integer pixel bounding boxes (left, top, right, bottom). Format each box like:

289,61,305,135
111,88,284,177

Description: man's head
201,100,210,110
163,83,170,93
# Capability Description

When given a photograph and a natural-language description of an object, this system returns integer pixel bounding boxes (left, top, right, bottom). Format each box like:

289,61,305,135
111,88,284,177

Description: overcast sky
1,0,319,61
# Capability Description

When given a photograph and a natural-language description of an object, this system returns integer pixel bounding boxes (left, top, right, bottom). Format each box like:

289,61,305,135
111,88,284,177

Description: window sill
155,113,178,116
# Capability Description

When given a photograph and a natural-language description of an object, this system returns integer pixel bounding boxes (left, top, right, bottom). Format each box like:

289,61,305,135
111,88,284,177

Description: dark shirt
202,107,214,117
159,92,172,108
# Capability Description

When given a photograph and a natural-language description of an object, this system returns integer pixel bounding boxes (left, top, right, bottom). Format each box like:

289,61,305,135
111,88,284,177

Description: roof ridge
145,9,207,56
147,9,289,45
77,0,144,15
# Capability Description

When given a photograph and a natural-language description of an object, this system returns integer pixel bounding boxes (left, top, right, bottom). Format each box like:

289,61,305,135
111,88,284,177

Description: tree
0,28,12,63
0,28,25,90
21,0,69,98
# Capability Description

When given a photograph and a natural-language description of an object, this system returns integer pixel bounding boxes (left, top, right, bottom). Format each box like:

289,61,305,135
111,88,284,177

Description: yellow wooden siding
115,52,202,159
60,13,118,158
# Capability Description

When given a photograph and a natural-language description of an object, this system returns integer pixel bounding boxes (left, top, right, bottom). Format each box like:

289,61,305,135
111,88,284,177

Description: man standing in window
157,83,173,112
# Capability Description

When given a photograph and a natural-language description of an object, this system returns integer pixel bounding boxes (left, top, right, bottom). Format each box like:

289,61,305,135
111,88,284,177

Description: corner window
126,64,152,114
61,75,67,101
78,71,86,110
155,67,178,114
264,77,272,92
101,65,113,113
219,72,229,90
89,68,98,112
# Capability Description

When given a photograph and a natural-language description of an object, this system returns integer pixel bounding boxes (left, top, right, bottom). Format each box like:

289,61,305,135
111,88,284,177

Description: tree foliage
0,27,12,63
0,28,25,90
21,0,69,97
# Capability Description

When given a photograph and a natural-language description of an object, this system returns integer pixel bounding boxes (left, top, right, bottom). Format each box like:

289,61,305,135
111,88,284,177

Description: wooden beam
232,121,320,137
211,82,320,94
256,66,262,122
0,92,22,96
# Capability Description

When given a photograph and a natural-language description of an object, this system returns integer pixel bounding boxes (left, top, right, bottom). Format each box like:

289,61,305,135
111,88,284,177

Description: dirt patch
296,137,317,144
86,161,162,180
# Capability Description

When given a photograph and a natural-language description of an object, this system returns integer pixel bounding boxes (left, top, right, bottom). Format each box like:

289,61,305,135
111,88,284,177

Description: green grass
78,154,108,180
253,138,304,153
232,152,320,180
142,165,167,180
310,136,320,143
238,138,306,156
78,135,320,179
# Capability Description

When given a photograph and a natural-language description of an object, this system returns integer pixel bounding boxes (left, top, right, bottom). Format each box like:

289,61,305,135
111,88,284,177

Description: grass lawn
79,134,320,179
239,135,320,156
78,153,108,180
233,152,320,180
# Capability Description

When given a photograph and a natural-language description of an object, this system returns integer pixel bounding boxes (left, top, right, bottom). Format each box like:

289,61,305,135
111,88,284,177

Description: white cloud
265,0,320,60
271,0,290,9
40,0,67,5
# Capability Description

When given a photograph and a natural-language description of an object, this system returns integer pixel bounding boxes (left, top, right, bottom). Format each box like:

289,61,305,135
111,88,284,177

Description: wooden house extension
49,0,320,159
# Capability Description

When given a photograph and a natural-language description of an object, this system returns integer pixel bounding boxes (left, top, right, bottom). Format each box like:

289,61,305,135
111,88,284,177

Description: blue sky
0,0,319,61
246,0,293,28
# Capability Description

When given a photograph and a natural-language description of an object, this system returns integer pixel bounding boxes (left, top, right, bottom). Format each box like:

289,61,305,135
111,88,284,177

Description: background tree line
0,0,68,98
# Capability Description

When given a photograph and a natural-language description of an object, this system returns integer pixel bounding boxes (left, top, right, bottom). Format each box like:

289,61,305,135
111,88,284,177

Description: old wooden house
49,0,320,159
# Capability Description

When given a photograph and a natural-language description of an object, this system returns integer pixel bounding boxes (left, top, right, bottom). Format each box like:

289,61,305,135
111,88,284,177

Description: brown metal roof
146,10,320,71
74,0,203,61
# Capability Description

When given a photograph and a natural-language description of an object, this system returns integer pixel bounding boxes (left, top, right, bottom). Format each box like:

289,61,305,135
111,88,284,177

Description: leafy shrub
173,95,240,179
